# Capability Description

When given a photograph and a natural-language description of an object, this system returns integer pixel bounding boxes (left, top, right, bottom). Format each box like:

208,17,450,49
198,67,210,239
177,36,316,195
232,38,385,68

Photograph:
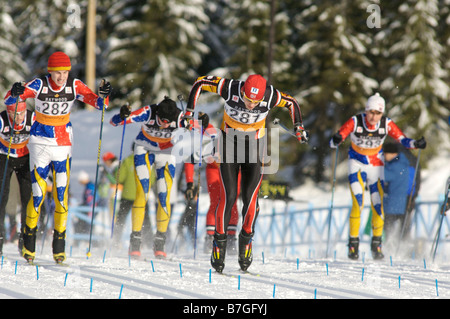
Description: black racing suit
186,75,304,238
0,110,34,253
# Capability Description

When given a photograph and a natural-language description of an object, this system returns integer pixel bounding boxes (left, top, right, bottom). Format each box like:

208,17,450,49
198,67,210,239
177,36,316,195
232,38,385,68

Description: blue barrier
250,198,450,257
66,205,111,244
64,198,450,258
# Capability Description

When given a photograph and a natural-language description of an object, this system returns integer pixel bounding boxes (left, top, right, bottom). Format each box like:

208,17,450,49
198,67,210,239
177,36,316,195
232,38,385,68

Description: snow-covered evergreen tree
380,0,449,160
12,0,84,78
0,3,29,102
1,0,449,184
105,0,209,108
224,0,273,79
199,0,231,76
289,0,379,182
438,0,450,111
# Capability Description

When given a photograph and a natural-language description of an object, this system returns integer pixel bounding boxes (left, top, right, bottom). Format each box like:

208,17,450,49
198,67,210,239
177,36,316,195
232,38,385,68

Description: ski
54,261,70,267
239,270,261,277
431,176,450,261
217,271,236,278
217,269,261,278
144,256,175,263
24,258,69,267
25,260,39,267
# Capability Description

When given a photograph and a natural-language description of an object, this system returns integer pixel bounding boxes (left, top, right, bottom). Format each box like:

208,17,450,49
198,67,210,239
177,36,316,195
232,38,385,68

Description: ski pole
171,227,181,254
177,94,202,259
110,106,128,239
0,95,22,210
396,149,421,254
193,125,203,260
87,79,107,258
40,196,53,254
272,118,297,138
171,164,186,253
432,177,450,261
326,145,339,258
177,94,186,113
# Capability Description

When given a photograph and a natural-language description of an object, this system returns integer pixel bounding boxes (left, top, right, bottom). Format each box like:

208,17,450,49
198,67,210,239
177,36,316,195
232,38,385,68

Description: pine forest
1,0,449,184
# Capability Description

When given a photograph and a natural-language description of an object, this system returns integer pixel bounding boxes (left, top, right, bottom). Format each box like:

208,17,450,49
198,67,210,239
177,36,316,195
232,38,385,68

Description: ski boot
22,225,37,263
348,237,359,260
371,236,384,260
52,230,67,263
238,231,253,271
53,252,66,264
129,231,142,258
227,234,237,255
211,233,227,273
22,249,36,264
153,231,167,259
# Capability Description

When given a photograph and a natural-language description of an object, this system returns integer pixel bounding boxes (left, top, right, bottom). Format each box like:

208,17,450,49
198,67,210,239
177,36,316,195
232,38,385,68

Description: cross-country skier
4,51,112,264
383,142,417,241
329,92,426,260
100,151,121,216
110,151,138,247
0,99,35,255
184,74,308,272
110,96,185,259
75,170,96,235
181,112,240,253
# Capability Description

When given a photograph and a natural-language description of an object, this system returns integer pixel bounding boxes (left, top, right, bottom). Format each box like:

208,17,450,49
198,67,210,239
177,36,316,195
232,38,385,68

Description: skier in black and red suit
184,74,308,272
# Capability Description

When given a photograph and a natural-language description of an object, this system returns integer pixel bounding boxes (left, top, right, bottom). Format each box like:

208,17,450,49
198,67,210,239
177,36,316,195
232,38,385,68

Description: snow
2,108,450,303
0,243,448,301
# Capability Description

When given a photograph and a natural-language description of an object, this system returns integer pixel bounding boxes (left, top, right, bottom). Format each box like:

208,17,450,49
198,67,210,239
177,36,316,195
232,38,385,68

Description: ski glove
98,79,112,97
182,109,194,130
185,182,197,200
414,136,426,149
330,132,343,148
295,124,309,144
119,104,131,120
11,82,25,98
198,112,210,130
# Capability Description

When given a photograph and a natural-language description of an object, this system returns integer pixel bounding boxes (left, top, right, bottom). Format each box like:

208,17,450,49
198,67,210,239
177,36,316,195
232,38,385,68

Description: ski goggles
243,93,264,104
157,115,174,124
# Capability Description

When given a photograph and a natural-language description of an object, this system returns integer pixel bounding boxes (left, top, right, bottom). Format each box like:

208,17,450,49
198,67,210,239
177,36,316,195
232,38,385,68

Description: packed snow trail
0,242,449,300
1,109,449,303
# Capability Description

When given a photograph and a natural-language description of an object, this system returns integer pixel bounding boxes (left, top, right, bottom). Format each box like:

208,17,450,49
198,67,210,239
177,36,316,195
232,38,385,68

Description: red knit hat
6,100,27,113
243,74,267,102
47,51,71,72
102,151,116,162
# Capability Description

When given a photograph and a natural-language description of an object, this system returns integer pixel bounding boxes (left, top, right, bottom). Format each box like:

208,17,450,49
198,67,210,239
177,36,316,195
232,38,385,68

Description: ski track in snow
2,109,450,304
1,242,449,300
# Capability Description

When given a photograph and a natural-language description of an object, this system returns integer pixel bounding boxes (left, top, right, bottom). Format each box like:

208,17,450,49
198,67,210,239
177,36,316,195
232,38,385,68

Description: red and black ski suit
185,76,304,238
184,161,241,236
0,108,35,250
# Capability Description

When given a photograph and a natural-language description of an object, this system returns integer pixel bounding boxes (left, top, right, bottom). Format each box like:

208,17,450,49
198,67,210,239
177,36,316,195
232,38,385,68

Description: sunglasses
158,115,172,124
243,93,263,104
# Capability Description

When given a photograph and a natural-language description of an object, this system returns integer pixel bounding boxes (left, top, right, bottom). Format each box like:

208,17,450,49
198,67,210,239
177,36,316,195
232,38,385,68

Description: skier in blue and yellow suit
5,51,112,264
330,93,426,260
110,97,184,259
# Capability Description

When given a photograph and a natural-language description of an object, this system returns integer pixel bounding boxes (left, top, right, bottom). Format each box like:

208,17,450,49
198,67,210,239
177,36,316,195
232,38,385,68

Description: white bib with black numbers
34,76,76,126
